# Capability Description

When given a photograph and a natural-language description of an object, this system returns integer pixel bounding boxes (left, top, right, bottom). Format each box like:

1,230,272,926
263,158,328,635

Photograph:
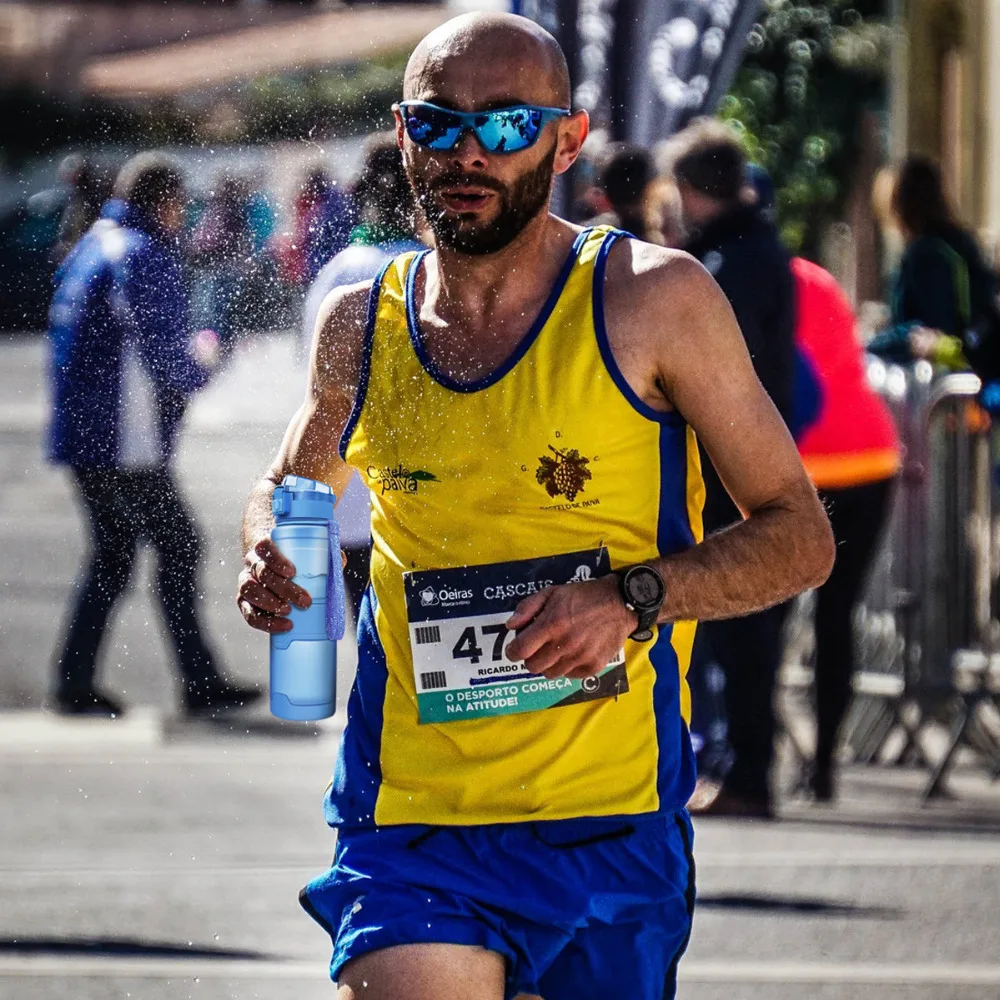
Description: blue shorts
299,811,695,1000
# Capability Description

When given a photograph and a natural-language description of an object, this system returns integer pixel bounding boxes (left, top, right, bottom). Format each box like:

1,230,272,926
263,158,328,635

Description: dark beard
411,146,555,256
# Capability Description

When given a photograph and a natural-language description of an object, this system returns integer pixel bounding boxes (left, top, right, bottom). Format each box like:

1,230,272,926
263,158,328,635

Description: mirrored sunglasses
397,101,570,154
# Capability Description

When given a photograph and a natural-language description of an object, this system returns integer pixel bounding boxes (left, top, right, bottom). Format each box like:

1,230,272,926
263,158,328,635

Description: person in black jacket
891,156,999,375
663,119,798,818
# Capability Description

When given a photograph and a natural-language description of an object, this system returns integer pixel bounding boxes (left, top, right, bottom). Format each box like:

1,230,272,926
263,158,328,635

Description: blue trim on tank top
339,258,394,460
403,228,593,393
592,230,686,426
649,421,699,811
324,584,388,828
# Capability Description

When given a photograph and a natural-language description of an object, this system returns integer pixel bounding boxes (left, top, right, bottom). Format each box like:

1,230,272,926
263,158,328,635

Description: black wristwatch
614,565,666,642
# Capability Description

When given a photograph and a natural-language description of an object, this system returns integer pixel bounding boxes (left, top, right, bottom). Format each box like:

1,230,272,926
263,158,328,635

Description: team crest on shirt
536,445,592,501
528,444,601,512
366,464,438,495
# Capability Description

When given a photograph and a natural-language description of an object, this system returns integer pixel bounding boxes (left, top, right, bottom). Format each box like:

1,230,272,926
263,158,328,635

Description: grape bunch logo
536,445,592,502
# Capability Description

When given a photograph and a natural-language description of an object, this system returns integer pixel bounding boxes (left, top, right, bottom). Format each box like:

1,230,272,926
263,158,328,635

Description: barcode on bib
420,670,447,691
415,625,442,645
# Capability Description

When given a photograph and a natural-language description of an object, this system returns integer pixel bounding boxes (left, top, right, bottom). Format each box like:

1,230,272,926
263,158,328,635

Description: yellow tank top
330,226,704,827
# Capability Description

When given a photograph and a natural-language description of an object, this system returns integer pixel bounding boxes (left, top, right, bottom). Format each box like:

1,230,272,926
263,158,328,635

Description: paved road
2,333,999,999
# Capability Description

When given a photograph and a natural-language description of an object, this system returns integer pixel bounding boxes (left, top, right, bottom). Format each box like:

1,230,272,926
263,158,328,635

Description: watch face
626,567,665,610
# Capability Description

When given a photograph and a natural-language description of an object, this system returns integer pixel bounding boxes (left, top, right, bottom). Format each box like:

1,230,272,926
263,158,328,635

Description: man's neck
424,211,577,334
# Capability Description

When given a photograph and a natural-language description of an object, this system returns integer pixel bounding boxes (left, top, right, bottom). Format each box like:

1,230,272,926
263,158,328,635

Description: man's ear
392,105,406,150
553,110,590,176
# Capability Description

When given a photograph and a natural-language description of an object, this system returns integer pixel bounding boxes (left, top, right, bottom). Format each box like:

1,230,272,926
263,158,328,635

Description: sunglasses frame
395,100,572,154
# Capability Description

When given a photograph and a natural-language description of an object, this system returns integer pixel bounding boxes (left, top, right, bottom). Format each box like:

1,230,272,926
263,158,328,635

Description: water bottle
269,475,345,721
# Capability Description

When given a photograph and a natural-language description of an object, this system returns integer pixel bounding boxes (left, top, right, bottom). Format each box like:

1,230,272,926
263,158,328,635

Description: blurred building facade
894,0,1000,261
0,1,306,94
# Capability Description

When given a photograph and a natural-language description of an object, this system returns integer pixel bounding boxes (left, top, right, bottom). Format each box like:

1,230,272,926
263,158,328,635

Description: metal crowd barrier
781,359,1000,802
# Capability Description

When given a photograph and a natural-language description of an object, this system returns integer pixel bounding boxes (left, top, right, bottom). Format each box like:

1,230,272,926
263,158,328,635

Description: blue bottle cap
272,475,337,522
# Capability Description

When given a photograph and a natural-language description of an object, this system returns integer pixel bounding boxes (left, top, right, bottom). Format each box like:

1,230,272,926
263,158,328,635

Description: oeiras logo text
420,586,473,607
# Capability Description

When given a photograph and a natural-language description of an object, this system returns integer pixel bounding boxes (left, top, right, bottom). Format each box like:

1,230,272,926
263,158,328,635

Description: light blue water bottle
269,475,346,721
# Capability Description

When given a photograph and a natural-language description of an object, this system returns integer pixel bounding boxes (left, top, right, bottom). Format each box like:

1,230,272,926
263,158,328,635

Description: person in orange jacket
794,257,902,800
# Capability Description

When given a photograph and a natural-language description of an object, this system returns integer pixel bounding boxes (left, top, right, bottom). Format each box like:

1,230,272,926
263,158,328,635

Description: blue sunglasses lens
404,106,462,150
404,105,546,153
474,108,542,153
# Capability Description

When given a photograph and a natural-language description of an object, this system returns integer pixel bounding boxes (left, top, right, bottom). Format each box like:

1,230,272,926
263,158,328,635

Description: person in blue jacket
47,152,262,717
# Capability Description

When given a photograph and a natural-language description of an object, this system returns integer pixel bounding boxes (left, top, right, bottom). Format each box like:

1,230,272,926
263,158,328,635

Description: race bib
403,548,628,724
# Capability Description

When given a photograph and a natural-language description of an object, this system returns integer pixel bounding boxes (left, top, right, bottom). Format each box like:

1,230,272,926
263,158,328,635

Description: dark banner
517,0,760,147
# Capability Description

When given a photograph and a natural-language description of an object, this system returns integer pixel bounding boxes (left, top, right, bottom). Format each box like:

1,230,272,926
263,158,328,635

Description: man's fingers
252,561,311,608
254,537,296,578
564,662,604,680
535,638,593,679
240,579,292,616
506,588,552,631
239,599,293,633
522,641,568,676
505,612,558,663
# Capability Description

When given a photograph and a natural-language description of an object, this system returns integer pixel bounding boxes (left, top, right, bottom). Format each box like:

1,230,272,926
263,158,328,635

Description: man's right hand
237,538,312,633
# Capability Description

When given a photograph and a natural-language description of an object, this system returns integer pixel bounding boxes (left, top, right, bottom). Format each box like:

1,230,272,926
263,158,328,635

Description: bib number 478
452,623,510,665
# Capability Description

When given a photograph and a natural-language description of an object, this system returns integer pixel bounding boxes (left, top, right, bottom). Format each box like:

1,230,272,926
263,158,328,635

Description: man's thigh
336,942,506,1000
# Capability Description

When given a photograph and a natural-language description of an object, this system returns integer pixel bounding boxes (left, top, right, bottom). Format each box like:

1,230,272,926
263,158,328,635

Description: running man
237,13,834,1000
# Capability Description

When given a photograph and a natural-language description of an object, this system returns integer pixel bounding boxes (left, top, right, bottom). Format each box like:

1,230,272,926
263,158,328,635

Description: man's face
396,47,575,255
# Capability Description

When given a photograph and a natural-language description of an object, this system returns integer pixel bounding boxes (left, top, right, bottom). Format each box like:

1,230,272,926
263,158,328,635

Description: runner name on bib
403,548,628,724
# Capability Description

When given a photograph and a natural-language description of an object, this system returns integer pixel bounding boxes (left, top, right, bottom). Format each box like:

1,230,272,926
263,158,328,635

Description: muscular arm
506,243,833,677
237,282,370,631
648,251,833,621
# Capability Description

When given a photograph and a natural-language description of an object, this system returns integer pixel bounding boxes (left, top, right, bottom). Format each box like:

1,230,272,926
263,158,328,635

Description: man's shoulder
308,279,376,399
313,278,377,355
605,236,716,310
320,277,375,320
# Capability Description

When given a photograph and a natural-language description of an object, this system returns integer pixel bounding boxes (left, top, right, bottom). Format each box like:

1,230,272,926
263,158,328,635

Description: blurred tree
717,0,890,256
0,53,405,166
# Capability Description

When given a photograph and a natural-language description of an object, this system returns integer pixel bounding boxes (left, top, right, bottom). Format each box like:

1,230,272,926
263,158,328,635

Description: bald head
404,12,571,109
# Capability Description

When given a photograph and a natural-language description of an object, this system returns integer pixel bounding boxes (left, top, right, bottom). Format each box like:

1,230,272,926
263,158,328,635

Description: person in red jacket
794,257,901,801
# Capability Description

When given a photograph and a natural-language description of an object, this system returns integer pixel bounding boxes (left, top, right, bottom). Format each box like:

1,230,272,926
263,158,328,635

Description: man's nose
448,129,489,172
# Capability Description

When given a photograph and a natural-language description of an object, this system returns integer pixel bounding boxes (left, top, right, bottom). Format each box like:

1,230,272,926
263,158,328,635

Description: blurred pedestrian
586,144,654,241
300,133,426,626
296,168,356,285
189,174,255,355
869,156,1000,379
46,152,261,717
645,177,685,248
663,119,798,818
794,257,901,801
51,154,109,265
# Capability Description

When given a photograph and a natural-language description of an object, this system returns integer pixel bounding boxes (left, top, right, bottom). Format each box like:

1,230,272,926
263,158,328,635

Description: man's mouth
435,186,496,213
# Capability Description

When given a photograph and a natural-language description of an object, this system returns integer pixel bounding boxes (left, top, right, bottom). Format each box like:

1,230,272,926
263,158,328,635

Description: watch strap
615,566,664,642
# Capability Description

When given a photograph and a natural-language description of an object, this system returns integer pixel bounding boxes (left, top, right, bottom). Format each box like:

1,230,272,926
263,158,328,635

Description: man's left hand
505,576,637,679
